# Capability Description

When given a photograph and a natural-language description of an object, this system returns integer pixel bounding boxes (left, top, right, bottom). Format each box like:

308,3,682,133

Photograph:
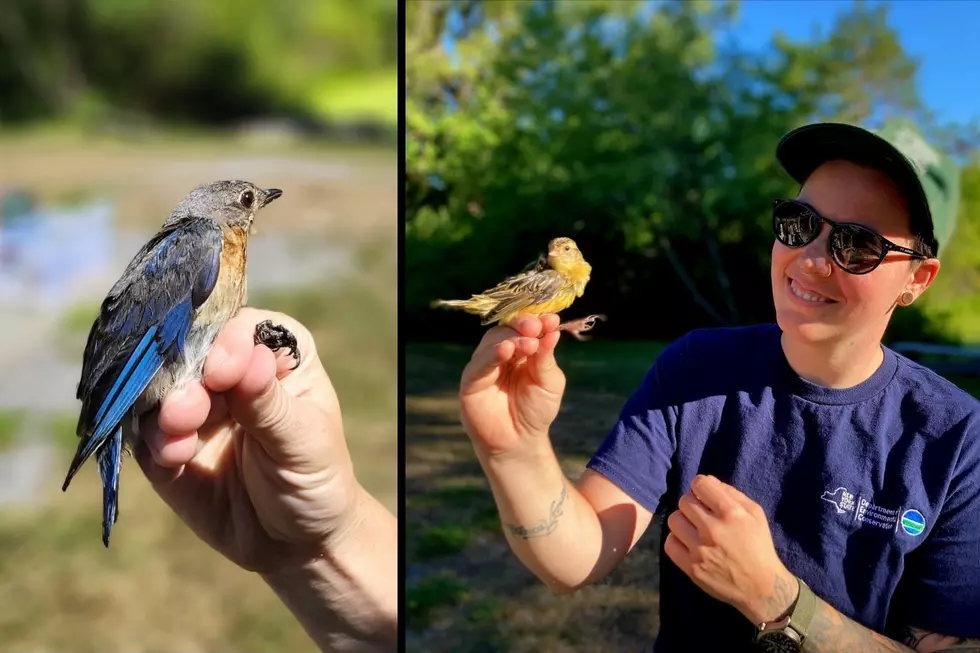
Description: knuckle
690,562,708,583
731,504,751,521
702,524,719,544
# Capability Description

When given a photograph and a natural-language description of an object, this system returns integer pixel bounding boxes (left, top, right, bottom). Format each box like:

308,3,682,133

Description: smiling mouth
788,277,836,304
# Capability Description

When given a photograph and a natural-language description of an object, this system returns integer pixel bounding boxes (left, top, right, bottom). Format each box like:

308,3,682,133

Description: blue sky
440,0,979,126
732,0,980,125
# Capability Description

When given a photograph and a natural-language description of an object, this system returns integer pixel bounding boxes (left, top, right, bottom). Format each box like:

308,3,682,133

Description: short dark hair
912,233,935,259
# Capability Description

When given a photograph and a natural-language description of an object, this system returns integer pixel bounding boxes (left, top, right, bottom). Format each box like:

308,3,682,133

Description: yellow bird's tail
430,296,497,318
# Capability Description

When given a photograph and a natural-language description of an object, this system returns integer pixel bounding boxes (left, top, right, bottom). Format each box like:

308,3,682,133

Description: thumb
225,344,329,472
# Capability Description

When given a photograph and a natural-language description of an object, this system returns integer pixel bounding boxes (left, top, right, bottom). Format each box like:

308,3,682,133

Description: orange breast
198,225,249,323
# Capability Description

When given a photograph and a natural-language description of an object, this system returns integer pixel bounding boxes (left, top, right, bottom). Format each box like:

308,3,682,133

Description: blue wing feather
65,218,223,501
93,325,159,427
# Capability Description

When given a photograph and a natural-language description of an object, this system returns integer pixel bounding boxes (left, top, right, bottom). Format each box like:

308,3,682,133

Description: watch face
756,631,801,653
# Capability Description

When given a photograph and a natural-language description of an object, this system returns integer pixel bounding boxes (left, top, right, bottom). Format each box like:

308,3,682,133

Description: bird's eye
564,245,571,251
241,190,255,209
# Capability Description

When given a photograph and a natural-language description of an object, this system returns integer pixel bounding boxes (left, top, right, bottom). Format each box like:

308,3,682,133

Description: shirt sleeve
888,420,980,639
585,338,683,516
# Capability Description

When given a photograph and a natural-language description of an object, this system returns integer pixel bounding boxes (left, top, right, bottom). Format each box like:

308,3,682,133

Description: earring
900,291,914,306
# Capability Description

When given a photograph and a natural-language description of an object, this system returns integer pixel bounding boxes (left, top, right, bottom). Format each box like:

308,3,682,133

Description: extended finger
473,314,543,353
525,329,564,392
540,313,561,333
461,334,541,393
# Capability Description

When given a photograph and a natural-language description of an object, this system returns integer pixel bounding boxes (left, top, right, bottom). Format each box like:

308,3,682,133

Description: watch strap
791,577,817,640
755,576,817,645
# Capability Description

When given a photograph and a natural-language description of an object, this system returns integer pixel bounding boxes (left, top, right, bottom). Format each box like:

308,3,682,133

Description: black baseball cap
776,118,960,256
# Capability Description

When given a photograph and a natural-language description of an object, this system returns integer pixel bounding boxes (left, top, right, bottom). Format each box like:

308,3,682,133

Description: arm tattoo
899,626,980,653
762,567,799,622
804,603,980,653
502,484,567,539
901,628,927,649
804,596,913,652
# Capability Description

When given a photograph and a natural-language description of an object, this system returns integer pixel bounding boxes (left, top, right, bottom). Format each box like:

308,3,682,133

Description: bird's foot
558,314,607,341
254,320,301,370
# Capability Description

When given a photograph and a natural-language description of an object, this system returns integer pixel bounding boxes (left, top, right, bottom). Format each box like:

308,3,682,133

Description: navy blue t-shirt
587,323,980,652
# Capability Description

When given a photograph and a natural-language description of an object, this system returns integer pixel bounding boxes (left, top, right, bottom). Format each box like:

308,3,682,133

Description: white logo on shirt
821,486,854,514
821,485,921,534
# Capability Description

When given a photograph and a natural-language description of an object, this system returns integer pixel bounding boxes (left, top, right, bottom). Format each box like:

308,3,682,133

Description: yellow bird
432,236,605,339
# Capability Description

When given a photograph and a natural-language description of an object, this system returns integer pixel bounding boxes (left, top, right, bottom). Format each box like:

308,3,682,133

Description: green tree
0,0,396,125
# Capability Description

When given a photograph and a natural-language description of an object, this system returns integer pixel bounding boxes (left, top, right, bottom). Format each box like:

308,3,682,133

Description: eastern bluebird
62,180,302,547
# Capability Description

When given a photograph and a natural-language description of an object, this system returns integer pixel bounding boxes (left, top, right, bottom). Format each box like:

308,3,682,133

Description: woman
457,120,980,653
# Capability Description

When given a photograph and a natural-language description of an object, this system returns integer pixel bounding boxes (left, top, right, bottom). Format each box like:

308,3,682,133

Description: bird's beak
261,188,283,206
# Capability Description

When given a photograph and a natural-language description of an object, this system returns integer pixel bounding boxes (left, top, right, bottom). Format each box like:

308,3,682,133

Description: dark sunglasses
771,198,927,275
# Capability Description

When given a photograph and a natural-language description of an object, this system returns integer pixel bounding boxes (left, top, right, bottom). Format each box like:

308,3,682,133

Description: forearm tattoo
502,484,567,539
804,598,912,652
802,603,980,653
899,625,980,652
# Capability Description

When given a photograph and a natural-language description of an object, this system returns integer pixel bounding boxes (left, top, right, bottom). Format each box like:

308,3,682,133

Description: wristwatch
753,576,816,652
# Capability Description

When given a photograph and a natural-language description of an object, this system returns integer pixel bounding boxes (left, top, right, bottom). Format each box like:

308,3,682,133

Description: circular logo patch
901,509,925,536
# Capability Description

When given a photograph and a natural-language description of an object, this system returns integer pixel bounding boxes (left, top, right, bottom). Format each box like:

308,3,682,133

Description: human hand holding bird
432,237,606,340
135,307,366,573
135,306,398,649
458,313,568,460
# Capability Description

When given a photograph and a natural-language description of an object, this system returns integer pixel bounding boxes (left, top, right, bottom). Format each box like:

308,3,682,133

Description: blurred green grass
311,68,398,125
0,412,25,450
406,571,469,629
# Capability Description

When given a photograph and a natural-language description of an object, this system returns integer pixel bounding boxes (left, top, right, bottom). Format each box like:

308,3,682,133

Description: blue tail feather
97,424,123,548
